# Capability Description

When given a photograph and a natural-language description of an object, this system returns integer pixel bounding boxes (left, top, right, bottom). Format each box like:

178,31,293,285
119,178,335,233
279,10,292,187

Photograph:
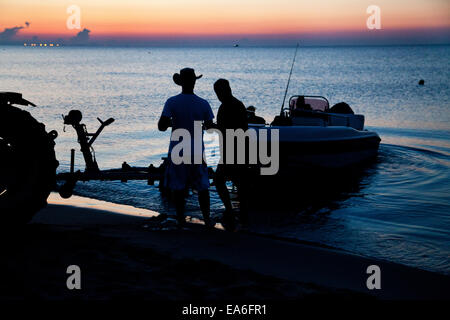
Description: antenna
280,43,299,115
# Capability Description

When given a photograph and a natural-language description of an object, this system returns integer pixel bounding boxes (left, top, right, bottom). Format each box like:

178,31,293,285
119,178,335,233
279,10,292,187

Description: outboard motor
62,110,114,173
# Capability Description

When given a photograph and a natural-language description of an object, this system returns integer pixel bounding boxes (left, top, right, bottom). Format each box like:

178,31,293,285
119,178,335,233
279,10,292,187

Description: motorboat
251,95,381,171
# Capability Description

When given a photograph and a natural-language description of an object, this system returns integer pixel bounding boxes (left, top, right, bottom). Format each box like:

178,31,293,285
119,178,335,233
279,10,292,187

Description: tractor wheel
0,104,58,225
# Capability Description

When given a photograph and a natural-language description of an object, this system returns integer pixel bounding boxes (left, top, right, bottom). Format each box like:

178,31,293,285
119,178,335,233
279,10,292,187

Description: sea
1,45,449,275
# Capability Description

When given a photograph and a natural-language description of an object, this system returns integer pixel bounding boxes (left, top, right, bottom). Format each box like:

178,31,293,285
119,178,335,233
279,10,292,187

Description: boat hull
252,125,381,171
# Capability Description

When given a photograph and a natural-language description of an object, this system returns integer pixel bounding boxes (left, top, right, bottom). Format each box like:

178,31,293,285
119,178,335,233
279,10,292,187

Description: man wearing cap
246,106,266,125
158,68,214,228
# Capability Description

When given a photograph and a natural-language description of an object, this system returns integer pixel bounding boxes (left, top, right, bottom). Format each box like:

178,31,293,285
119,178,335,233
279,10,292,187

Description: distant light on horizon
23,42,61,47
1,0,449,46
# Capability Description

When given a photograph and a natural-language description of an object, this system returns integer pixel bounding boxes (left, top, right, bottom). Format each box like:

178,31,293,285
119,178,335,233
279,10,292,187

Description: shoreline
4,194,449,300
49,192,342,251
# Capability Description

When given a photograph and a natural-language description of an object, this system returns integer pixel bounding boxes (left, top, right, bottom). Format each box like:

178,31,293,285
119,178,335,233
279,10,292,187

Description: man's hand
158,116,171,131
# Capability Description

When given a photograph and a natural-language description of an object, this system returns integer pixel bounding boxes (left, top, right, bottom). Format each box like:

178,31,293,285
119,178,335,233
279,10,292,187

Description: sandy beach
1,193,448,302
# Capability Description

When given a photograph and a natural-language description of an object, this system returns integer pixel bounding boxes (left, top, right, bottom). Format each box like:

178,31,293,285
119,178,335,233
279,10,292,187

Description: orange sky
0,0,449,40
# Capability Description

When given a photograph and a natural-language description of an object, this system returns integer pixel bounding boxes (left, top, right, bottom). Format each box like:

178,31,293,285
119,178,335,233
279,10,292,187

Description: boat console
285,95,365,130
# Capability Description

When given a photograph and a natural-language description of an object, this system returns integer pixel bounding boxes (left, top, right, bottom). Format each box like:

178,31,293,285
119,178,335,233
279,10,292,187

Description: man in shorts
158,68,214,227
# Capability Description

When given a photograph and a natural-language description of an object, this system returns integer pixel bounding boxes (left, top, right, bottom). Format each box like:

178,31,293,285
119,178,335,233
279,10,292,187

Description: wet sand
2,194,449,301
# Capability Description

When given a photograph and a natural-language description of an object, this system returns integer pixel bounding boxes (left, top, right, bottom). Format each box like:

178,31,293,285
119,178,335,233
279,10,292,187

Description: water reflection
244,160,377,228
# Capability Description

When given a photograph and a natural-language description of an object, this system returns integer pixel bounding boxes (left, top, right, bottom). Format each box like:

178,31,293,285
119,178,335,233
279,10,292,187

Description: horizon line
3,42,450,48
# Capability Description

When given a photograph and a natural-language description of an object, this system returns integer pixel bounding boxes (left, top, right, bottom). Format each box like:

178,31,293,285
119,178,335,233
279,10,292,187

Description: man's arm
239,101,249,130
203,101,216,130
158,116,171,132
203,119,216,130
159,99,172,131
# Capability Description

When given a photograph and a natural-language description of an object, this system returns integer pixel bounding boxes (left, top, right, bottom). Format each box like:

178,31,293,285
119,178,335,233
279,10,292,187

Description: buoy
418,79,425,85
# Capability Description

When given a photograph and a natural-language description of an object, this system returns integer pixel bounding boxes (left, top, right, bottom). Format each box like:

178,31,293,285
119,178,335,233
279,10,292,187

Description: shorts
164,161,210,191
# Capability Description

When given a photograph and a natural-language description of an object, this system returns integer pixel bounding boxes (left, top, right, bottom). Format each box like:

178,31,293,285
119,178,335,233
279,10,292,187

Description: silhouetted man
295,96,312,111
158,68,214,228
213,79,249,229
246,106,266,125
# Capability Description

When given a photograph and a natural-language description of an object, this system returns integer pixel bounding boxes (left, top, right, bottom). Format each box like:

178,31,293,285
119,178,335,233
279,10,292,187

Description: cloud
0,22,31,44
70,28,90,44
0,26,24,42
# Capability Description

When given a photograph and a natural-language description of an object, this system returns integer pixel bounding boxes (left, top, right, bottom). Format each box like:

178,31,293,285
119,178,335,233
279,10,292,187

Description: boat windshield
289,96,329,112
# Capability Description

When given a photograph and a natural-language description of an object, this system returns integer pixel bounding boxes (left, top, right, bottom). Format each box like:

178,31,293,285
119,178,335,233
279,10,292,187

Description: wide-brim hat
173,68,202,86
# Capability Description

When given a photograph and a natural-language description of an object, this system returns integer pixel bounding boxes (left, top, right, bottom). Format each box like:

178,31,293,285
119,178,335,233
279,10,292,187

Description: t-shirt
216,96,248,164
162,93,214,162
217,96,248,133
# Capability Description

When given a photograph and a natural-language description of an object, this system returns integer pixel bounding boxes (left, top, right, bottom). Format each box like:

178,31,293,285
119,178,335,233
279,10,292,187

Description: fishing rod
280,43,299,115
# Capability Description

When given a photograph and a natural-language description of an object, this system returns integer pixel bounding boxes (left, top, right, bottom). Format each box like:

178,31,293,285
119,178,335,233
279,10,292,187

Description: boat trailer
56,110,180,198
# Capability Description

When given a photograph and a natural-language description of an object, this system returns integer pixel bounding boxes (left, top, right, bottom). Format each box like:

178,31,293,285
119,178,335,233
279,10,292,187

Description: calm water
1,45,449,274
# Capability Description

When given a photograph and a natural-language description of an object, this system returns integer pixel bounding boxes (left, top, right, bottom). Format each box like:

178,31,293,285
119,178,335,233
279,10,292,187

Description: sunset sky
0,0,449,45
